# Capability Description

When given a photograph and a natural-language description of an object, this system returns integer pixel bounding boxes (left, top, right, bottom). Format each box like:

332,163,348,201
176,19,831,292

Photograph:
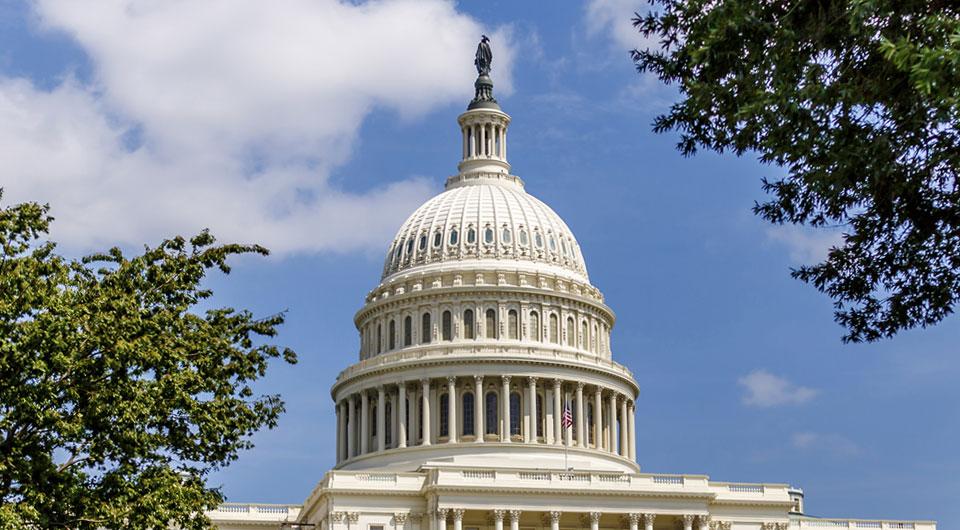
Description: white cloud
791,431,861,457
767,225,845,264
2,0,516,254
738,369,818,408
584,0,656,51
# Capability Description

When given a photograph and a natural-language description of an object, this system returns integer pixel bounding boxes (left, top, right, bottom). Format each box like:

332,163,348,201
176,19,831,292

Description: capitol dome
330,62,636,475
382,173,589,284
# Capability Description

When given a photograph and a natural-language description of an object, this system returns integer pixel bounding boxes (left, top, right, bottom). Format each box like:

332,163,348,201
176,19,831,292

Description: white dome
382,174,589,283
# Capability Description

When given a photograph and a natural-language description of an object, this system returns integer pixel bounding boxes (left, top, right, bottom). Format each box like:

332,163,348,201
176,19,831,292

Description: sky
2,0,958,527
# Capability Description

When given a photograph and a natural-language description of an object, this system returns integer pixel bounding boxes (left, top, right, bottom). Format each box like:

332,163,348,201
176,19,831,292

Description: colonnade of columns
412,510,721,530
335,375,637,464
461,120,507,161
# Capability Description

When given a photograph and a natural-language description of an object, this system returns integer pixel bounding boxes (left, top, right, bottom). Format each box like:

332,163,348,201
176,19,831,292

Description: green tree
0,194,296,529
633,0,960,342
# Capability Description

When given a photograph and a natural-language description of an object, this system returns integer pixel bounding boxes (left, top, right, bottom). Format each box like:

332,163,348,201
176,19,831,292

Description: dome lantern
457,36,511,177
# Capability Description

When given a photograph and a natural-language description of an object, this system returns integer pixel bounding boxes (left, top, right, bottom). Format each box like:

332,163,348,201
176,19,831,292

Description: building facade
208,53,936,530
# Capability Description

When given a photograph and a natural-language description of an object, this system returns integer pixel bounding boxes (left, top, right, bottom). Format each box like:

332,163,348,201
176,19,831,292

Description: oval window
548,235,557,251
467,227,476,244
450,228,459,245
396,243,403,258
419,234,427,251
534,232,543,248
502,227,512,243
406,239,414,254
433,232,442,247
484,227,494,244
519,229,528,246
561,239,568,255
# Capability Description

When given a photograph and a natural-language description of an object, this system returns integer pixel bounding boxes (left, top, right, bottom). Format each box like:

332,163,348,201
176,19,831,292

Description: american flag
561,403,573,429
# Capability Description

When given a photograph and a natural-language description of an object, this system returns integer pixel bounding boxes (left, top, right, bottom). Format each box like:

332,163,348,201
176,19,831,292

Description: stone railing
428,468,715,494
207,503,302,521
335,345,635,384
798,520,936,530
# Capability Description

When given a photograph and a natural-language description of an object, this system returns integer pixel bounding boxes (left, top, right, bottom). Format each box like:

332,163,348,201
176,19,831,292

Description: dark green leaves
633,0,960,342
0,194,297,529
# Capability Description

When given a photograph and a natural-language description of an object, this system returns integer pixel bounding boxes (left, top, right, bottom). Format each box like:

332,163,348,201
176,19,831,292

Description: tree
633,0,960,342
0,194,297,529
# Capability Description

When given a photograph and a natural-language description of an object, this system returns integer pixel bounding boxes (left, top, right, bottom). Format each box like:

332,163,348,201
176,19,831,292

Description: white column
436,509,448,530
462,128,468,159
470,125,477,157
575,382,585,448
501,376,511,442
509,510,521,530
697,516,711,530
606,393,616,452
360,391,369,454
588,512,600,530
682,515,694,530
447,376,457,443
421,379,432,446
619,394,629,456
502,127,507,160
398,383,407,448
628,400,637,460
526,376,537,443
347,397,356,458
493,511,504,530
552,379,562,446
628,514,640,530
643,514,656,530
377,386,386,452
480,124,487,156
335,401,343,462
593,387,602,449
452,510,464,530
549,512,561,530
474,375,484,442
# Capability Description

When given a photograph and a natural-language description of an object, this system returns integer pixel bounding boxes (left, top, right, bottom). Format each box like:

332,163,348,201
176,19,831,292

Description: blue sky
2,0,958,526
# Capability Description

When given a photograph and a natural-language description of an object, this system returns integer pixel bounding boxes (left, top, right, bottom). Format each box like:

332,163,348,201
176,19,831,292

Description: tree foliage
633,0,960,341
0,194,297,529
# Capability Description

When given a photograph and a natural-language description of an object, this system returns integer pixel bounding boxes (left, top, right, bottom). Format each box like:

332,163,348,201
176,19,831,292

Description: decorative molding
330,512,346,523
346,513,360,524
642,514,656,527
394,513,408,525
508,510,521,524
492,510,505,523
436,508,449,522
452,509,464,522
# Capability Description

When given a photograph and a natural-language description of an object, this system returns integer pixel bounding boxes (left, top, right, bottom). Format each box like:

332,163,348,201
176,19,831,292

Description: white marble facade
207,69,937,530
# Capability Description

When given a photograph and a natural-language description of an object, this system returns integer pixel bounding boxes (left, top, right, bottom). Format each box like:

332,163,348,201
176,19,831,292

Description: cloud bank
2,0,515,254
738,369,819,408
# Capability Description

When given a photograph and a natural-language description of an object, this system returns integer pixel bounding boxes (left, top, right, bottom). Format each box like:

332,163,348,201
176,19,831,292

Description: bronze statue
475,35,492,76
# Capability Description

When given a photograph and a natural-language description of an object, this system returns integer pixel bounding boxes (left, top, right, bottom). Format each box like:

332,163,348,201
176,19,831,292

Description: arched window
439,394,449,437
508,310,518,339
388,320,396,350
377,324,382,353
536,394,544,438
484,226,494,244
485,309,497,339
502,227,512,243
386,401,393,446
418,234,427,251
449,228,459,246
433,231,442,247
406,239,414,255
463,309,475,339
566,317,575,346
462,392,475,436
529,311,540,341
485,392,498,435
466,227,476,244
442,311,452,341
549,314,559,343
581,321,588,349
548,235,557,251
421,312,432,344
509,393,521,436
534,231,543,248
403,316,412,347
519,228,528,246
